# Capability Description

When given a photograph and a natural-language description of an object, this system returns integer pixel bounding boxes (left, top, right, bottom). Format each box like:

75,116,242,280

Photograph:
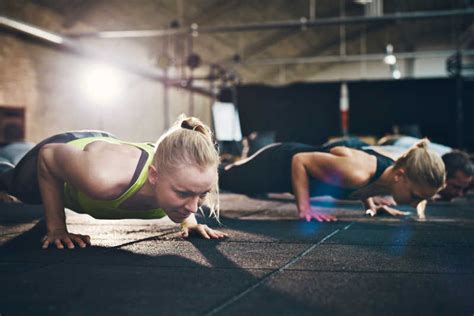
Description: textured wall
0,1,212,143
0,35,38,141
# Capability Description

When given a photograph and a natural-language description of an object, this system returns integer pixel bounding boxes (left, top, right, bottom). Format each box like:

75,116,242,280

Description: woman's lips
172,210,189,221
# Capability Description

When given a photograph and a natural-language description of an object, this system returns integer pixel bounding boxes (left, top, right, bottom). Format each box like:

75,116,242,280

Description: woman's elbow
292,153,304,168
37,145,55,177
291,154,307,178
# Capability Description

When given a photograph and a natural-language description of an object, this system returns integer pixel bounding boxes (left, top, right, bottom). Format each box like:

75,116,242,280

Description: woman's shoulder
328,146,360,158
81,141,142,199
302,146,375,187
83,139,143,159
329,146,387,163
332,147,377,184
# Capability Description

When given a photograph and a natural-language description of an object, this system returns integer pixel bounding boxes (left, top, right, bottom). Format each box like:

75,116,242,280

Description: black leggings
1,131,115,204
219,142,320,194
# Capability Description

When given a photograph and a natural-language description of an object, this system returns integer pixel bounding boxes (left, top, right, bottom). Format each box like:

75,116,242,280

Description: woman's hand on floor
180,214,228,239
364,197,409,217
372,196,397,207
365,205,410,217
299,208,338,222
181,223,228,239
41,230,91,249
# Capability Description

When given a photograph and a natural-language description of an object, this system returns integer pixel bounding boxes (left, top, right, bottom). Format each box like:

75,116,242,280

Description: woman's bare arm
291,148,372,222
37,143,120,249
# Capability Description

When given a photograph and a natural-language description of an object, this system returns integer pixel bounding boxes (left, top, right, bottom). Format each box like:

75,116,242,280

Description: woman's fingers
197,225,211,239
71,235,87,248
83,235,92,246
206,228,219,239
41,233,91,249
388,209,408,216
366,209,377,217
54,239,65,249
63,237,75,249
41,238,50,249
182,224,228,239
380,206,410,216
316,212,337,221
319,214,337,222
213,230,228,238
181,226,190,238
301,210,337,222
204,227,228,239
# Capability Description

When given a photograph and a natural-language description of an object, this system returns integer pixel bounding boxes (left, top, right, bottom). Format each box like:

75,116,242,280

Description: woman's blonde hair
393,138,446,189
154,114,220,219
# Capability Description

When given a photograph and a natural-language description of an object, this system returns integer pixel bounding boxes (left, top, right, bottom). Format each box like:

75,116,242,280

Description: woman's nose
184,196,199,214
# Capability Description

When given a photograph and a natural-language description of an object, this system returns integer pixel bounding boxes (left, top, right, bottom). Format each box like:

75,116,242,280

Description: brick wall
0,1,213,143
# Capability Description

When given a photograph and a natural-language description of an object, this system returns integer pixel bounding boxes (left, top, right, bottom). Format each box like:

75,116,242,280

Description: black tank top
308,148,394,199
264,143,394,199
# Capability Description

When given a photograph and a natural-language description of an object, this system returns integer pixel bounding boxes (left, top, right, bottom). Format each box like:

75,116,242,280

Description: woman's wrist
363,197,375,209
297,203,311,214
46,226,68,234
181,214,198,227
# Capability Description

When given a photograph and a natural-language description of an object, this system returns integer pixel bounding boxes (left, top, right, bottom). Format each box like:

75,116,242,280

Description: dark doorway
0,107,25,144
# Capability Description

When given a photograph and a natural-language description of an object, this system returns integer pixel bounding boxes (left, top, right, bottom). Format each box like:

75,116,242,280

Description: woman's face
151,164,217,223
391,169,439,207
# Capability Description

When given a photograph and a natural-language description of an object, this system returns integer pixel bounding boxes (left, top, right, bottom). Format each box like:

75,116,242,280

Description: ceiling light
384,44,396,65
384,54,396,65
392,69,401,79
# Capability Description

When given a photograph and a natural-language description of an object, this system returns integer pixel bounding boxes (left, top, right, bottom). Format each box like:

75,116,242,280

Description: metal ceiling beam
250,12,398,80
66,8,474,39
0,16,214,97
256,15,470,82
225,49,474,66
0,16,64,44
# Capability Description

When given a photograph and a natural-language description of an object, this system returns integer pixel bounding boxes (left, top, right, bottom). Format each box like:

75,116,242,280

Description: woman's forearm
363,197,376,210
363,197,378,216
37,148,68,233
291,156,311,214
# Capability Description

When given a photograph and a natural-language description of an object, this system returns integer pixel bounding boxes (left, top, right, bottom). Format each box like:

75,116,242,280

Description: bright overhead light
80,63,125,104
384,43,397,65
384,54,396,65
392,69,401,79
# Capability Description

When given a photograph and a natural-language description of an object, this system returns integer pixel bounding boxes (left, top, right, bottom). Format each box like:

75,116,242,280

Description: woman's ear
148,164,158,185
394,168,406,183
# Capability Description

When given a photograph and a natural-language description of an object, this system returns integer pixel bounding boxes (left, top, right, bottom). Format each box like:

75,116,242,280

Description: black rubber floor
1,193,473,315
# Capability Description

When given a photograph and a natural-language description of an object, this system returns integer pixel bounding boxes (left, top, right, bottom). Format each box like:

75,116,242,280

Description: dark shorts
2,131,115,204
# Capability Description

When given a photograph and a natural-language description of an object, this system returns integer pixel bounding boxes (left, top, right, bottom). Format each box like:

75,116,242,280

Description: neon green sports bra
63,137,167,219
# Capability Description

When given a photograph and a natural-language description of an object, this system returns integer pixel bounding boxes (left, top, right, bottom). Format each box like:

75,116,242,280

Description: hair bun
415,138,430,149
176,114,210,136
